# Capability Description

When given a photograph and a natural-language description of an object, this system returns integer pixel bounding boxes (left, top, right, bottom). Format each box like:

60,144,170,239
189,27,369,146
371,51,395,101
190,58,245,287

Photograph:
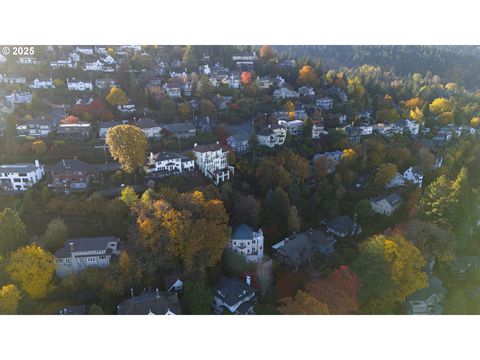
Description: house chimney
130,288,134,298
155,288,160,299
246,275,251,286
69,242,74,252
62,159,66,167
34,159,40,168
194,143,198,148
150,152,154,161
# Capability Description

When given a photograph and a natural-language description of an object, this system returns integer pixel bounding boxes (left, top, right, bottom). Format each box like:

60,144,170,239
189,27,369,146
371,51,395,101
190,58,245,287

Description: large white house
193,143,233,185
278,119,303,136
54,236,121,278
257,124,287,148
403,166,424,187
230,224,264,263
30,77,55,89
67,78,93,91
312,120,328,139
5,91,32,104
0,160,45,191
272,87,299,100
370,193,403,216
213,277,256,315
147,151,194,177
316,97,334,110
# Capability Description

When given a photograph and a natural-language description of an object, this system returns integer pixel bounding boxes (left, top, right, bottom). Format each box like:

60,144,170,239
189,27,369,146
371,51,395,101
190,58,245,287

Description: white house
136,118,162,138
163,82,182,99
147,151,194,177
257,124,287,148
5,91,32,104
0,160,45,191
407,276,447,315
30,77,55,89
312,120,328,139
1,74,27,84
396,119,420,136
50,59,76,68
193,143,233,185
67,78,93,91
370,193,403,216
278,119,303,136
84,60,103,71
298,86,315,97
102,55,116,65
226,132,250,153
316,97,334,110
386,172,406,188
54,236,121,278
272,87,299,100
75,46,94,55
213,277,256,315
230,224,264,263
403,166,423,187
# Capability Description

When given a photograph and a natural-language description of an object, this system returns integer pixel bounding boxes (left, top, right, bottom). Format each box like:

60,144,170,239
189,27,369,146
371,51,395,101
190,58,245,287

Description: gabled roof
154,151,188,162
326,215,360,236
193,143,226,153
371,193,403,207
214,277,255,307
137,118,160,129
117,289,182,315
0,162,41,173
407,276,446,302
49,159,98,174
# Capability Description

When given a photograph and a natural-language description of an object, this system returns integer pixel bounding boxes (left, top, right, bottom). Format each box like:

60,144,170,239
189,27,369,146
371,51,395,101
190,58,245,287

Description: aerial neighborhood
1,45,480,315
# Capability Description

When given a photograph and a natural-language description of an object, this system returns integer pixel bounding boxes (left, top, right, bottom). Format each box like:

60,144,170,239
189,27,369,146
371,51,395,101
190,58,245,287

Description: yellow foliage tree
0,284,21,314
6,245,55,299
429,97,452,114
106,125,148,174
342,148,357,163
278,290,330,315
298,65,319,87
106,86,128,107
410,107,424,122
405,97,423,110
32,140,47,155
471,117,480,128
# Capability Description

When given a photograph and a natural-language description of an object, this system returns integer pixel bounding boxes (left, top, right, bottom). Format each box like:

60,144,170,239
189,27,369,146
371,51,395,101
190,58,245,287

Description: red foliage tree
70,100,114,122
306,266,360,314
275,272,305,298
61,115,80,124
241,71,252,86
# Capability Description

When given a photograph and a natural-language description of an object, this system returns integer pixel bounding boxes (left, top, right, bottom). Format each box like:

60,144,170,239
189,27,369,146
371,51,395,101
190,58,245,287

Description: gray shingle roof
0,163,39,173
215,277,255,308
54,236,118,258
117,289,182,315
232,224,254,240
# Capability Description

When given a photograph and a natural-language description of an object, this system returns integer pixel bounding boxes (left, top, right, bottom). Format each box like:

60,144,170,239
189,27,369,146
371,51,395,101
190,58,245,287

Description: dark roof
163,122,195,133
59,305,87,315
117,289,182,315
228,132,250,142
137,118,159,129
450,256,480,272
215,277,255,307
326,215,360,236
54,236,118,258
408,276,446,302
99,120,121,129
154,151,188,162
193,143,225,153
232,224,254,240
236,301,254,315
274,232,312,265
258,128,274,136
310,229,336,250
49,159,98,174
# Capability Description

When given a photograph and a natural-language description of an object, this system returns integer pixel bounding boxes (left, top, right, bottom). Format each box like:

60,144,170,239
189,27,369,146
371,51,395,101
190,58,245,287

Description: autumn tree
306,266,360,314
418,147,435,169
298,65,319,87
444,289,468,314
374,163,398,186
32,140,47,155
0,208,28,256
6,245,55,299
278,151,309,184
352,234,427,314
410,107,424,122
278,290,329,315
241,71,252,86
0,284,21,314
259,45,275,59
287,206,301,233
106,125,148,174
231,194,261,227
106,86,128,107
41,218,68,252
471,116,480,128
178,102,192,120
342,148,357,163
120,186,139,207
429,97,452,115
136,191,230,275
405,219,454,262
255,158,292,193
417,175,456,229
